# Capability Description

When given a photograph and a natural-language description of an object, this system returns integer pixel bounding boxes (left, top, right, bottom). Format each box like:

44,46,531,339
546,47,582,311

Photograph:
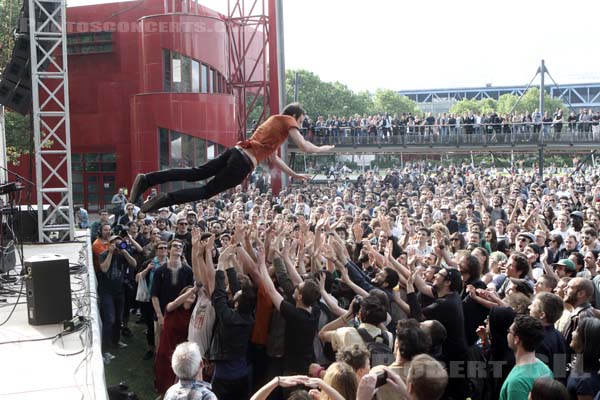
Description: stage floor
0,237,107,400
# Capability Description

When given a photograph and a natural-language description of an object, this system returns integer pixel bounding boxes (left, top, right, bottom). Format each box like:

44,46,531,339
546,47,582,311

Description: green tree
451,88,566,118
1,0,33,164
496,88,566,116
285,69,370,118
371,89,418,115
450,98,497,115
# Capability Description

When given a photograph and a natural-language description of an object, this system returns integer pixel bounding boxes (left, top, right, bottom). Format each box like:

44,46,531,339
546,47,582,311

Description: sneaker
130,174,149,205
142,350,154,360
117,341,128,349
141,192,170,213
103,352,116,363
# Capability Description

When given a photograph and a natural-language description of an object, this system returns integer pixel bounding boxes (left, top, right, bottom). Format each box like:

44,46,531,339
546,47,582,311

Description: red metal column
267,0,281,194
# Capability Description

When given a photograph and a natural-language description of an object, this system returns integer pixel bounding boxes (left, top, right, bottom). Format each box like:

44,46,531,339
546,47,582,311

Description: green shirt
499,359,553,400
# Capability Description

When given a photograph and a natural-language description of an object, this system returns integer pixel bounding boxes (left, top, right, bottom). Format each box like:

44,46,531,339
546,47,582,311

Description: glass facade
158,128,216,193
201,64,208,94
67,31,113,55
163,49,228,94
192,61,200,92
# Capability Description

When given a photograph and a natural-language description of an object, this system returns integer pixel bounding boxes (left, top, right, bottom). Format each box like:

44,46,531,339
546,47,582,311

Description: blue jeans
99,291,125,351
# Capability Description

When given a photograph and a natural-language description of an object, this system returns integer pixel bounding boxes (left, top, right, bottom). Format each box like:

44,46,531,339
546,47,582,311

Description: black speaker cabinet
25,254,72,325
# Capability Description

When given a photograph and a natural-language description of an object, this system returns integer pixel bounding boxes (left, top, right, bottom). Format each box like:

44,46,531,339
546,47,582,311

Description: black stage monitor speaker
25,254,72,325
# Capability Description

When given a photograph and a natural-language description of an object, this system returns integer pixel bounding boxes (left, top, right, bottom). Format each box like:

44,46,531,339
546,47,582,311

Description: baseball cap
552,259,576,272
527,243,543,255
517,232,535,243
108,235,121,243
441,266,463,292
570,211,584,219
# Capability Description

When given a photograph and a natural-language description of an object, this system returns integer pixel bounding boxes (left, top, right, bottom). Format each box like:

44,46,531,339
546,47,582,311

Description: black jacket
210,269,254,361
461,278,489,346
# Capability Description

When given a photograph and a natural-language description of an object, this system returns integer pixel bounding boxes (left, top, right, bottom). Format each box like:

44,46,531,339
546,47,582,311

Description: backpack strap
357,327,389,346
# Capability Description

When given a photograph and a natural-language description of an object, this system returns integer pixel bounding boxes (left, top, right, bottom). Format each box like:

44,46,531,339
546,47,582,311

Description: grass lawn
104,317,157,400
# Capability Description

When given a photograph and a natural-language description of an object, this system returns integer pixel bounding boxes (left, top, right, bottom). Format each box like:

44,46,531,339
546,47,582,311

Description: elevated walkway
288,130,600,155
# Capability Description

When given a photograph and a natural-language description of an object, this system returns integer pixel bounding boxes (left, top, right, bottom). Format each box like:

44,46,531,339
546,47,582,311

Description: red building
50,0,262,211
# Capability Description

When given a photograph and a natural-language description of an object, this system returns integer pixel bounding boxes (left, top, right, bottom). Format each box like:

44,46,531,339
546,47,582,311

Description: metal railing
292,122,600,147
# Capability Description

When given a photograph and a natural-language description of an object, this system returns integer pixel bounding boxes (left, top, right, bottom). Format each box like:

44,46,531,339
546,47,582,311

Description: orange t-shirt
237,115,299,163
92,238,109,273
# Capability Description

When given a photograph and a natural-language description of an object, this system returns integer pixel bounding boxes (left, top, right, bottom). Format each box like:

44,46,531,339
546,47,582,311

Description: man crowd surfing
92,143,600,400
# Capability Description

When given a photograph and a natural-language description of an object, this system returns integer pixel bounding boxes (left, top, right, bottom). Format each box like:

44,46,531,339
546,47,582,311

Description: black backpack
357,328,395,367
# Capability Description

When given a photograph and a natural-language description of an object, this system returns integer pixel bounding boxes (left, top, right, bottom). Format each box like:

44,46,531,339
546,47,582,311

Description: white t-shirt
188,288,216,357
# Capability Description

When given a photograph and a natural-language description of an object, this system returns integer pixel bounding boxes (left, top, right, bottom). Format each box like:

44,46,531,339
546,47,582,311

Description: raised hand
278,375,307,388
540,246,548,265
255,239,266,265
191,226,201,248
294,173,312,181
476,325,489,341
322,244,336,261
352,223,363,241
386,239,395,258
315,272,326,293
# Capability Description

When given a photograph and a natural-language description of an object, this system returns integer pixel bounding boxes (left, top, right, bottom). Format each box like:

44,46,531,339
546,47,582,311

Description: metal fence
294,122,600,147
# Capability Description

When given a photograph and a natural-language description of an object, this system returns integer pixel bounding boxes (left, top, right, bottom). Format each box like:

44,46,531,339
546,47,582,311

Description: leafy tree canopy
450,87,566,117
284,70,419,119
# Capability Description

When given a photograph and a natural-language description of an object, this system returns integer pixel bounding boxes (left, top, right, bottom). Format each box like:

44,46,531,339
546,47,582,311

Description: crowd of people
91,161,600,400
297,108,600,144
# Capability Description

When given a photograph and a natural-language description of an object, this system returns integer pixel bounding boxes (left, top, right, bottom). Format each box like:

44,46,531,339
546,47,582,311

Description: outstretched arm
288,128,335,153
270,155,311,181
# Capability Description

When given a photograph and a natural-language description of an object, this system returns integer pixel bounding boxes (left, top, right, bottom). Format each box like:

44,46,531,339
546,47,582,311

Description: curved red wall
65,0,238,194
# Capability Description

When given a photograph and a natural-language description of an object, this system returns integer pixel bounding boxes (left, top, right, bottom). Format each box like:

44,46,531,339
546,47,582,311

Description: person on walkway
130,103,334,212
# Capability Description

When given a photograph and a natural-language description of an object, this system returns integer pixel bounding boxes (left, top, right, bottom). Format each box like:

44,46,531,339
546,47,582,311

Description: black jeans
212,375,250,400
146,148,253,205
141,301,155,348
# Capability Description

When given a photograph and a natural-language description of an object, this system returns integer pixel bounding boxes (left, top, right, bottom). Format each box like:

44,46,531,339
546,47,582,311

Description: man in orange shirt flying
130,103,334,212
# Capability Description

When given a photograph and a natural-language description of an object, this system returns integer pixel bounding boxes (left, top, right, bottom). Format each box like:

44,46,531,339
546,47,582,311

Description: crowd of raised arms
91,161,600,400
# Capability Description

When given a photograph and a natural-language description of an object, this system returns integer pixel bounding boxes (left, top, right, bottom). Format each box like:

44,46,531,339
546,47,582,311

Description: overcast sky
69,0,600,92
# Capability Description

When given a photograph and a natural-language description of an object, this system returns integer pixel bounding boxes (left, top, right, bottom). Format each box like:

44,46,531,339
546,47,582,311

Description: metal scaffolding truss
400,82,600,110
28,0,74,242
549,83,600,109
227,0,271,141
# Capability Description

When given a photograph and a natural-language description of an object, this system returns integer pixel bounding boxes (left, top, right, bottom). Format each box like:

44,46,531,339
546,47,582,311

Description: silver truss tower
28,0,74,242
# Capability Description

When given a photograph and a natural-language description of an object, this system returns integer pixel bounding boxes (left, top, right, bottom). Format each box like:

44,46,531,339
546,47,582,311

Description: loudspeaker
25,254,72,325
0,78,32,115
16,208,43,243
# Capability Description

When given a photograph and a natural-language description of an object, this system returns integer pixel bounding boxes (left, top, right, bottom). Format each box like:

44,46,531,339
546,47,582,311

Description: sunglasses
170,244,183,249
157,246,168,250
178,222,189,225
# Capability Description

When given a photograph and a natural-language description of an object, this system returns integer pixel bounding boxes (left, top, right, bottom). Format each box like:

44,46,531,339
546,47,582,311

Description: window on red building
201,64,208,93
67,31,113,55
192,61,200,92
159,127,220,193
163,49,227,94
